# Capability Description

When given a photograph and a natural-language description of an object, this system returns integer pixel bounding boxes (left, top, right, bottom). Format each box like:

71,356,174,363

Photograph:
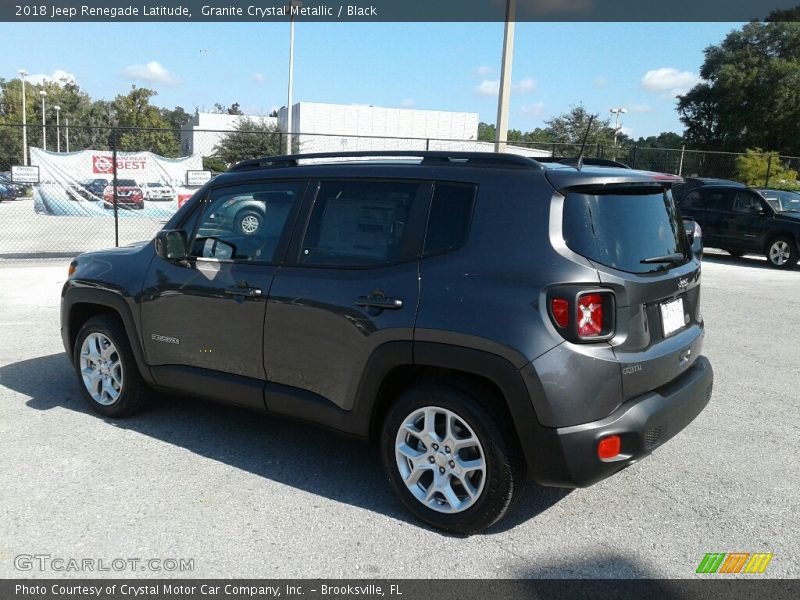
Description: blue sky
1,22,739,138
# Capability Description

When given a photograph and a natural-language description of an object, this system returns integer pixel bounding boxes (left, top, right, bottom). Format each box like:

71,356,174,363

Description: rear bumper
526,355,713,488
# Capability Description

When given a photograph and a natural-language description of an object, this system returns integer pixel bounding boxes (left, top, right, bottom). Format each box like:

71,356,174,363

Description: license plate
660,297,686,337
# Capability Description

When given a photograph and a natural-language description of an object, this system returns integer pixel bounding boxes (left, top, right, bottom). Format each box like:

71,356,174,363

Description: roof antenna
576,115,595,171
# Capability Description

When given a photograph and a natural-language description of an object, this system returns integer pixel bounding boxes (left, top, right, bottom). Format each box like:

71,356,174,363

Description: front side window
300,180,423,268
189,181,304,262
732,191,764,214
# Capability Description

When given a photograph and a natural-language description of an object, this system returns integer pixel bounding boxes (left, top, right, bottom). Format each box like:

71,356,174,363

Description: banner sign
29,148,203,217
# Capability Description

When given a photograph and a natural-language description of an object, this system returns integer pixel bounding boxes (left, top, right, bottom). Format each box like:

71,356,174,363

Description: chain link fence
0,122,797,260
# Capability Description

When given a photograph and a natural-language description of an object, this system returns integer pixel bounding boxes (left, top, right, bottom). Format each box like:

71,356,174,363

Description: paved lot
0,197,164,259
0,251,797,579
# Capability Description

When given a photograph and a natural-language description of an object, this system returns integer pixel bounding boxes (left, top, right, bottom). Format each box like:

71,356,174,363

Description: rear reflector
551,298,569,328
597,435,621,460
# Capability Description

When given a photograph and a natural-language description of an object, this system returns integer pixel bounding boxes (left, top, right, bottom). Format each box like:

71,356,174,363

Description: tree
214,117,282,165
477,122,496,142
678,22,800,155
735,148,798,187
544,104,619,146
113,86,179,156
635,132,684,149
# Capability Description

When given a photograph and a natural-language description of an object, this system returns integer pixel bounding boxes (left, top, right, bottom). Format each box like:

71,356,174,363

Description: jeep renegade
61,151,713,533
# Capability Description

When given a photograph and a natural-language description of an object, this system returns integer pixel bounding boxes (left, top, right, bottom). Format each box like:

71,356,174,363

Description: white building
180,112,278,157
277,102,481,154
182,104,550,160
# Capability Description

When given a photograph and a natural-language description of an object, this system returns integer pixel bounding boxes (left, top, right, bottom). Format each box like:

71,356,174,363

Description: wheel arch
358,342,542,465
62,286,154,385
763,230,800,254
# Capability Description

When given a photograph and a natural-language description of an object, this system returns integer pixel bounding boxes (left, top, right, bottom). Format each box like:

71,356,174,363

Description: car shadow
0,353,567,535
701,250,783,271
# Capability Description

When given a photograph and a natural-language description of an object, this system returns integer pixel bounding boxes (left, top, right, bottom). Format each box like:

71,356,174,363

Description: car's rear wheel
766,236,798,269
73,315,148,418
381,385,525,534
236,210,263,235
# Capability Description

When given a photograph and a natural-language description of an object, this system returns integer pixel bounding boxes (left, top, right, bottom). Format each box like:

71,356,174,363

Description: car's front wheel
766,236,798,269
381,385,525,534
73,315,148,418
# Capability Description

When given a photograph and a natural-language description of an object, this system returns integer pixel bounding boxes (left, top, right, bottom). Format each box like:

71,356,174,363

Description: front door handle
355,295,403,310
225,287,262,298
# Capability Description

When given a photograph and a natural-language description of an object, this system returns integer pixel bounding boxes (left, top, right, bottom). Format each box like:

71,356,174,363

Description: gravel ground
0,250,797,579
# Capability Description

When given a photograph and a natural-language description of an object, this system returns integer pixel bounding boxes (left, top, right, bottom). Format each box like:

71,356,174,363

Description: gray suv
60,151,713,534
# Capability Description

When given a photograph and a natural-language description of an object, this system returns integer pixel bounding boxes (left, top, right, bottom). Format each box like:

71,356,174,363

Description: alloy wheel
394,406,486,514
79,333,124,406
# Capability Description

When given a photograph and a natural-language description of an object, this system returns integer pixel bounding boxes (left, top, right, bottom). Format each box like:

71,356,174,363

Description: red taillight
577,293,603,338
598,435,621,460
551,298,569,328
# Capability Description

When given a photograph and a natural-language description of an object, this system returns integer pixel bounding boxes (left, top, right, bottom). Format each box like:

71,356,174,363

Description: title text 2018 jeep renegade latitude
61,151,713,534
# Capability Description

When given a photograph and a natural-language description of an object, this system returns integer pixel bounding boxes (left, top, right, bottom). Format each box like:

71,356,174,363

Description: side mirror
155,229,188,261
682,218,703,260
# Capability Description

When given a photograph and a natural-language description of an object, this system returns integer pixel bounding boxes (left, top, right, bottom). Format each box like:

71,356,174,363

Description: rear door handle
355,295,403,310
225,287,262,298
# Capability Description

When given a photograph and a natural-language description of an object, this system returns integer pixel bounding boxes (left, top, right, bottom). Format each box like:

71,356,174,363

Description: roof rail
536,156,631,169
229,150,542,172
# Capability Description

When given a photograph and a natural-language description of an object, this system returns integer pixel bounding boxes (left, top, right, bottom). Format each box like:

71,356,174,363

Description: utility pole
286,0,302,155
19,69,28,165
494,0,516,153
54,105,61,152
65,118,70,153
40,90,48,151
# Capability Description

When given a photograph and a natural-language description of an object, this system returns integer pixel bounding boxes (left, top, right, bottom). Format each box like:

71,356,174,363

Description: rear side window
704,189,733,211
563,187,690,274
424,183,476,256
301,180,423,268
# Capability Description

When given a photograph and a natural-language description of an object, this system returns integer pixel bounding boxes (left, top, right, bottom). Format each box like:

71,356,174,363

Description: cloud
594,76,607,88
26,70,77,86
475,77,537,97
627,103,653,114
400,98,416,108
619,126,635,137
520,102,545,116
640,67,701,97
513,77,537,93
475,80,500,97
252,72,266,84
474,66,493,77
122,61,180,86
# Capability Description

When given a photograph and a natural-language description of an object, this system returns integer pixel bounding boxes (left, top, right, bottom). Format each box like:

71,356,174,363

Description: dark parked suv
61,151,713,533
677,184,800,268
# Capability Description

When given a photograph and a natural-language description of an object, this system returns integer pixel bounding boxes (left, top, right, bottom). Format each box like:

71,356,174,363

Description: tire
381,385,525,534
766,236,798,269
235,209,263,235
73,315,149,418
727,250,746,258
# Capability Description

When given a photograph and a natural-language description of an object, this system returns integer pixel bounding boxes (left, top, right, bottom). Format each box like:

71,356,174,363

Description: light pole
494,0,516,153
609,107,627,147
19,69,28,165
54,105,61,152
286,0,302,155
40,90,48,151
65,118,70,153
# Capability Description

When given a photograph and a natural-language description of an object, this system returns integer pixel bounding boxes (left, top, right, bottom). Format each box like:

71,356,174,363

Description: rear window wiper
640,253,684,264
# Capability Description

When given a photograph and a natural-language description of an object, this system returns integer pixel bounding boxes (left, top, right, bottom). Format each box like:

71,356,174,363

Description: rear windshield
563,187,689,274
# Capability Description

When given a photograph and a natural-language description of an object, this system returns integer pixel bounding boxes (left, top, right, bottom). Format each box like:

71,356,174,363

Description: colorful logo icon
696,553,773,574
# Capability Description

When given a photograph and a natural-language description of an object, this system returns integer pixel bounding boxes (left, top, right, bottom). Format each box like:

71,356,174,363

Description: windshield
758,189,800,212
563,187,690,274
